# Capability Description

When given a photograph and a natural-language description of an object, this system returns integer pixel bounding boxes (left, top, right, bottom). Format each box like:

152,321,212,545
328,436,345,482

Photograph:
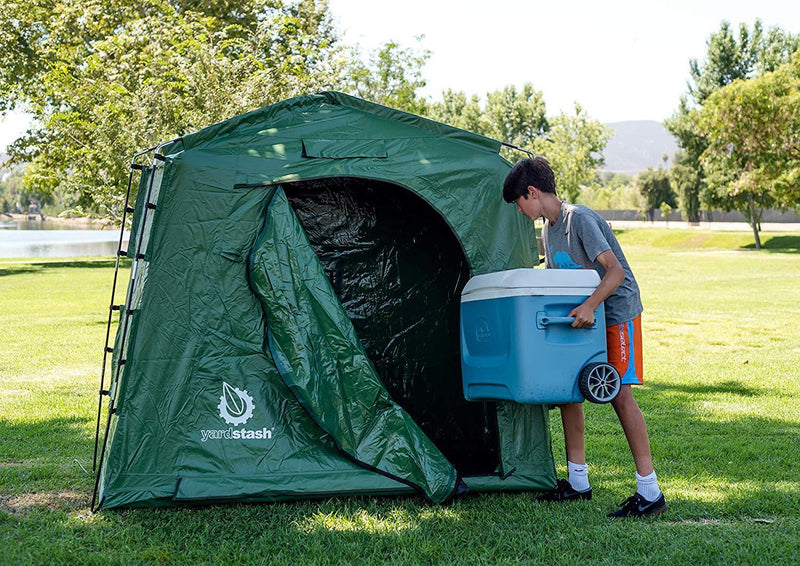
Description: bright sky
2,0,800,152
328,0,800,121
0,112,30,155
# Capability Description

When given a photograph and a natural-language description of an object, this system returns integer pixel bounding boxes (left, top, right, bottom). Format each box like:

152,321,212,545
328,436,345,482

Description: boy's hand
569,303,595,328
566,251,623,329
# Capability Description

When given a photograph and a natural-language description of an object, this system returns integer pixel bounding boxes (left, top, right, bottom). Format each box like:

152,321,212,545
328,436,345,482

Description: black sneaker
607,492,667,518
536,479,592,502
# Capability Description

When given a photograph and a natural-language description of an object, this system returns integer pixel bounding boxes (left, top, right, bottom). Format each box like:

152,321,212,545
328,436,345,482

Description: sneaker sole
643,505,667,517
608,504,667,518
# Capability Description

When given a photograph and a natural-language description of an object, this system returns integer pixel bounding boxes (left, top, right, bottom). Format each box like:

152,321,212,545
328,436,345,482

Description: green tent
93,91,556,509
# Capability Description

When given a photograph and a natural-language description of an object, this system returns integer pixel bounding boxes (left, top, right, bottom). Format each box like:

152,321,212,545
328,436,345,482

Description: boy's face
514,186,542,221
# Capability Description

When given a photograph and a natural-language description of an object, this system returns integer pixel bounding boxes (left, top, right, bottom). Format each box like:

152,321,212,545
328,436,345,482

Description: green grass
613,228,800,252
2,232,799,565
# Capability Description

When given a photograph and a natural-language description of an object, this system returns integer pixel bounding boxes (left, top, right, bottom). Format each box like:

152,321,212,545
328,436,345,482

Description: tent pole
500,141,536,158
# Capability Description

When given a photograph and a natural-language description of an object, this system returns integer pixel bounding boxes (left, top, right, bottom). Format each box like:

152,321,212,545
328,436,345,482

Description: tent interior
281,177,500,475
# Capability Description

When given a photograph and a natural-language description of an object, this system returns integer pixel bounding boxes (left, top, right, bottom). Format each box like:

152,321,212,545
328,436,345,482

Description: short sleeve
572,213,611,262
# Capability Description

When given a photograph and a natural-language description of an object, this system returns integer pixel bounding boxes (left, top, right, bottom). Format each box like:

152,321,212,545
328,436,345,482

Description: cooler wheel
579,362,621,404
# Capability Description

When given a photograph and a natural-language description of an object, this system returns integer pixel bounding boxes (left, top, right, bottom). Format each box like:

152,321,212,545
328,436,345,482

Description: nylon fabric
99,183,412,508
283,177,499,474
97,92,556,508
159,92,536,275
249,188,457,503
496,402,557,483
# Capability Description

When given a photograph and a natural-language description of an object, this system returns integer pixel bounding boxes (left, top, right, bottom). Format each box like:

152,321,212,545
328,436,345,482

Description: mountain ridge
601,120,679,175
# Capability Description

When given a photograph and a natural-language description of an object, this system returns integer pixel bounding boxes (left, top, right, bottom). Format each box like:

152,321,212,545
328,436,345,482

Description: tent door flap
248,187,457,504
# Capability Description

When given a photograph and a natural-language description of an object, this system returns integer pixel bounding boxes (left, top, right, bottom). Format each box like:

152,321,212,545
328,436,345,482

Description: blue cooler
460,268,609,404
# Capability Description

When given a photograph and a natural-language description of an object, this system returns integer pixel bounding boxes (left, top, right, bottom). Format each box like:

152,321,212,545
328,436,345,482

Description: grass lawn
1,230,799,564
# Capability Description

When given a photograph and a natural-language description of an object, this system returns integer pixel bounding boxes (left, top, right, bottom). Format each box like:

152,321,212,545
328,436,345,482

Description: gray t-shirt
542,202,643,325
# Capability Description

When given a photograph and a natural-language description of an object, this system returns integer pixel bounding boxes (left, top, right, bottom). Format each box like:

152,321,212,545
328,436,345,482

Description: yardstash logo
200,382,274,442
218,382,254,426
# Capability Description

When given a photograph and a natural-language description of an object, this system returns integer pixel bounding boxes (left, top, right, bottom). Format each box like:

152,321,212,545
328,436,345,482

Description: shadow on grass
0,415,95,490
629,384,800,492
741,235,800,253
0,266,37,276
5,406,797,515
0,258,127,277
4,489,800,564
3,381,798,559
650,380,760,397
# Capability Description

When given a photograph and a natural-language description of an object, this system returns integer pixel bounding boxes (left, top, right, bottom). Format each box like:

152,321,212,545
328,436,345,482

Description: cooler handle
536,313,597,329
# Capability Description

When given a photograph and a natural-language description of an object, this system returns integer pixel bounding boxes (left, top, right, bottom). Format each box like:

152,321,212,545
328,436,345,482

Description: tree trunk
748,192,762,250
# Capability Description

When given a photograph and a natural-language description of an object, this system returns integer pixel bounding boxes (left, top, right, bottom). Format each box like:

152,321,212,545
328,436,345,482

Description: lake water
0,220,130,258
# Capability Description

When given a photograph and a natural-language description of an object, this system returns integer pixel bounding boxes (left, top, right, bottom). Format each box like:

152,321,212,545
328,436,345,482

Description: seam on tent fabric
139,162,170,262
235,175,475,277
245,186,278,294
170,486,413,504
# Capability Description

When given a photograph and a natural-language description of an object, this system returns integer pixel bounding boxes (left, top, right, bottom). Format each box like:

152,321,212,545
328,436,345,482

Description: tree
425,89,486,135
577,174,638,210
1,0,348,218
341,39,431,115
635,168,676,222
534,104,612,203
664,19,799,216
666,20,770,169
483,84,549,152
0,0,277,113
425,83,549,160
696,52,800,249
669,150,703,223
659,202,673,226
429,90,610,203
1,0,436,219
0,168,25,213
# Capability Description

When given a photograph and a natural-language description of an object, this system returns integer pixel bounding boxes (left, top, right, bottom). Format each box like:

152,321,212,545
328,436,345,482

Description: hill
601,120,679,175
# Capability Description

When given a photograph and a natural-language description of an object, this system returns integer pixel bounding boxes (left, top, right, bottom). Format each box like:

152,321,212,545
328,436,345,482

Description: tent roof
166,91,503,156
154,91,536,275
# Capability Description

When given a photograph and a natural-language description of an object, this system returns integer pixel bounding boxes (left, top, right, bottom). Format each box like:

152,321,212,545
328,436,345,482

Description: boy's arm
569,250,625,328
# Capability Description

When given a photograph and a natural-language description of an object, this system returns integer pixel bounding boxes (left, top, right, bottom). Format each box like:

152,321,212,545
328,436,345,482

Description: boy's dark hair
502,157,557,203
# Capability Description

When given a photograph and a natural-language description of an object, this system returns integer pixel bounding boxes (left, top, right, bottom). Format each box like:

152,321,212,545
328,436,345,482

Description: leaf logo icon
217,382,254,426
224,383,245,416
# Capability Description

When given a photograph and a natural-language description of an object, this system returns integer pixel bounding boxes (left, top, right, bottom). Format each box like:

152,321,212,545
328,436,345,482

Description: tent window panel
284,177,500,475
301,138,388,159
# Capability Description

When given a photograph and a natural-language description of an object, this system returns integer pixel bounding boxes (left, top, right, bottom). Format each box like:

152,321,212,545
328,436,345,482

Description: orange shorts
606,315,643,385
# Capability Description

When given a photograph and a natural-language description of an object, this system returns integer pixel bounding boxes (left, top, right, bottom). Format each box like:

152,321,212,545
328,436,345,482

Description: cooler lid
461,268,600,302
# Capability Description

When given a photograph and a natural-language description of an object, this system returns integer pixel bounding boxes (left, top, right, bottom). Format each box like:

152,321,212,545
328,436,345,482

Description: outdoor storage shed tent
94,91,556,509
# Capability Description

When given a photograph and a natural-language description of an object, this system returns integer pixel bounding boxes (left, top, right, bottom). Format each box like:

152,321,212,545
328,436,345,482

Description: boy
502,157,666,518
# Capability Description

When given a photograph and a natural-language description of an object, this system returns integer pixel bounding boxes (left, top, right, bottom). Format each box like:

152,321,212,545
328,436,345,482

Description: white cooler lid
461,268,600,302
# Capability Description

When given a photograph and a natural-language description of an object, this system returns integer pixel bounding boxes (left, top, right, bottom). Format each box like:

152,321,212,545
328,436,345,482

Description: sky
326,0,800,121
2,0,800,152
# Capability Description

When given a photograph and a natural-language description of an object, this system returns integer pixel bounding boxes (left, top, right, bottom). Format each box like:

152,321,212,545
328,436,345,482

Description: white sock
636,470,662,501
567,461,590,492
